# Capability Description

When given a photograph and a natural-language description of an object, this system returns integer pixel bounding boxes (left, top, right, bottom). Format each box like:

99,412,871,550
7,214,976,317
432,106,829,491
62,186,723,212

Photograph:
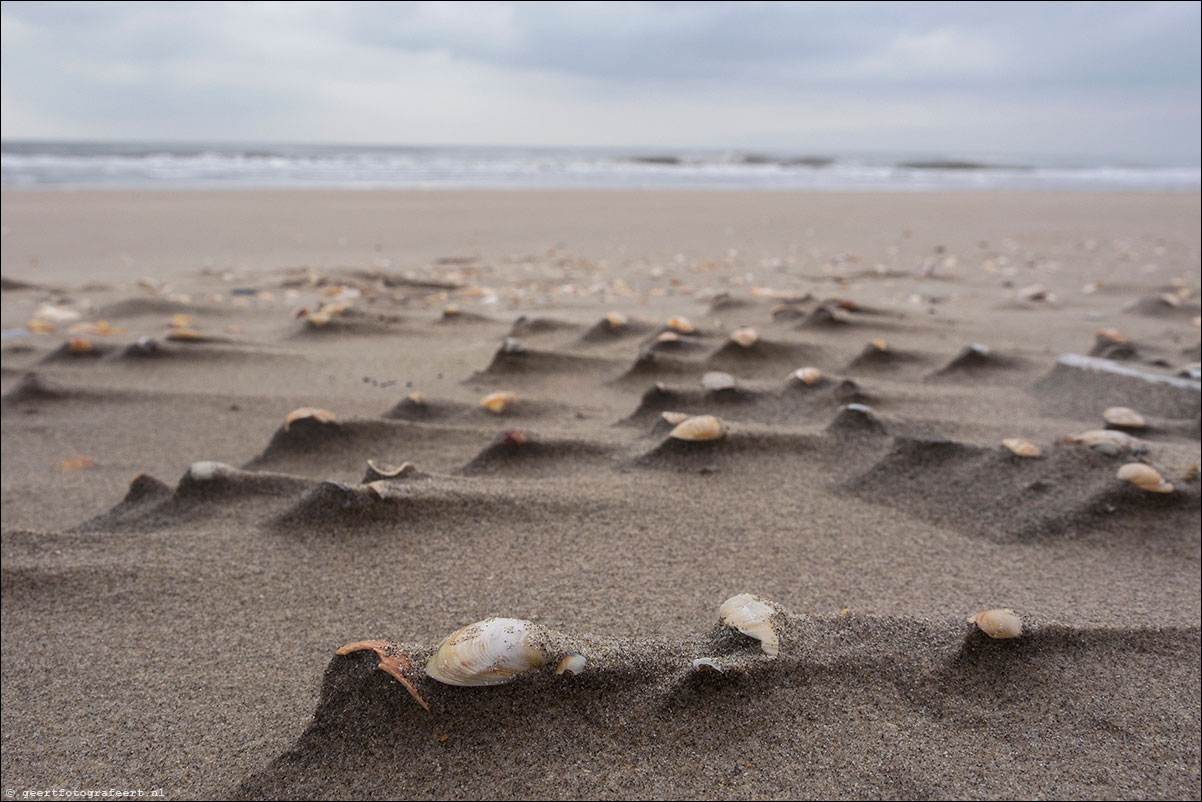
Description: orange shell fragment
336,640,429,710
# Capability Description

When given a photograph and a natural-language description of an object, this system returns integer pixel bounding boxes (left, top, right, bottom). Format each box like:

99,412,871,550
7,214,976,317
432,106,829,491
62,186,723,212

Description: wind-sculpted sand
1,190,1199,800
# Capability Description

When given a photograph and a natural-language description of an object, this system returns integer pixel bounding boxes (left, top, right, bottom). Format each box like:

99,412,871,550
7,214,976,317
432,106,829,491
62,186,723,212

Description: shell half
670,415,728,442
966,609,1022,639
719,593,780,657
1116,463,1173,493
425,618,548,686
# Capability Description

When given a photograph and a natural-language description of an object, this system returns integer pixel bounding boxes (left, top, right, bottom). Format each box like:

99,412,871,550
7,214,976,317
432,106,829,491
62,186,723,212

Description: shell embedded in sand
1002,438,1042,458
425,617,548,686
701,371,737,391
500,337,527,354
1095,327,1127,344
284,407,337,431
442,305,461,318
364,460,418,482
480,391,519,414
306,310,332,327
966,609,1022,639
655,331,680,344
1102,407,1146,428
171,313,197,329
498,428,528,446
187,460,235,481
661,411,690,425
1116,463,1174,493
555,654,587,676
670,414,728,441
67,337,93,353
691,657,725,673
870,338,888,351
730,327,758,348
1061,429,1145,456
791,367,823,385
719,593,780,657
604,311,627,328
406,391,426,405
666,315,695,334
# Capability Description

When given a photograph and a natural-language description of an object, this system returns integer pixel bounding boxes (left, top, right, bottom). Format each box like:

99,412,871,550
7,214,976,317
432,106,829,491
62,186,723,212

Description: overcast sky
2,1,1199,162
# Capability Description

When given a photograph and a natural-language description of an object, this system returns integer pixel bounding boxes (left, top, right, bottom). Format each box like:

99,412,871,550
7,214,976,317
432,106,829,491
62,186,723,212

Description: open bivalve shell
425,618,550,686
966,609,1023,639
718,593,781,658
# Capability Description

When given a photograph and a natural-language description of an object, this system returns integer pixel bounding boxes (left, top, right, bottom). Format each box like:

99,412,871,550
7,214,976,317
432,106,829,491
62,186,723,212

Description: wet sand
2,189,1199,800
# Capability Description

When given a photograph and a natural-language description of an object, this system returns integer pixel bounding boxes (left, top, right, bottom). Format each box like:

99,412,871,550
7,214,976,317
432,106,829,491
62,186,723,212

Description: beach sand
1,189,1199,800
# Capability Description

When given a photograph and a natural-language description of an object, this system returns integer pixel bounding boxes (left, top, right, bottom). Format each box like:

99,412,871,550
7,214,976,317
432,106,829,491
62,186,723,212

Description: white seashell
480,391,519,414
966,609,1022,639
284,407,337,430
691,657,725,673
1116,463,1174,493
1061,429,1144,454
604,311,627,328
655,331,680,343
701,371,737,391
555,654,587,676
719,593,780,657
1102,407,1146,428
791,367,822,385
670,415,728,441
187,461,235,481
425,618,548,687
666,315,695,334
730,327,758,348
1002,438,1042,458
870,338,888,351
661,411,690,425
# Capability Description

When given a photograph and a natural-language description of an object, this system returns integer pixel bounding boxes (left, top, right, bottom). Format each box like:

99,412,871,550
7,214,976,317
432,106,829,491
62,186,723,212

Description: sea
2,140,1198,192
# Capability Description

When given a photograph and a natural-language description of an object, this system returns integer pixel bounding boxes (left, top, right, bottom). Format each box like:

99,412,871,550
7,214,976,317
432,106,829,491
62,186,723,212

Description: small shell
966,609,1022,639
1002,438,1042,458
284,407,337,430
1102,407,1146,428
407,391,426,405
791,367,823,385
67,337,93,353
442,305,461,318
604,311,627,328
166,327,203,341
701,371,737,391
670,415,728,441
1061,429,1144,454
425,618,548,686
870,338,888,351
498,428,528,445
1095,327,1127,344
307,310,331,327
661,411,690,425
655,331,680,343
171,313,197,329
730,327,758,348
666,315,695,334
364,460,418,482
500,337,526,354
555,654,587,676
691,657,725,673
719,594,780,657
187,460,235,481
480,391,519,414
1116,463,1173,493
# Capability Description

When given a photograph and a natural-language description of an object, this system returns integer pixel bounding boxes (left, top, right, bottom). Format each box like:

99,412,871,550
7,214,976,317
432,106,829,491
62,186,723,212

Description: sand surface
1,189,1199,800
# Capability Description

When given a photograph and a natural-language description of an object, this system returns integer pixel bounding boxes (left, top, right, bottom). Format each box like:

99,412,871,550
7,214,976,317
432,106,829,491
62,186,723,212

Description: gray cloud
1,1,1198,161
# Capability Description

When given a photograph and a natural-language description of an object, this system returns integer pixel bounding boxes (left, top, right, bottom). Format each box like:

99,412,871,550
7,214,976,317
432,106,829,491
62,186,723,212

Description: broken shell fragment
1102,407,1146,429
336,641,429,710
1116,463,1174,493
966,609,1022,639
480,391,519,414
701,371,737,391
730,327,758,348
791,367,823,385
67,337,93,353
1002,438,1042,458
284,407,337,430
719,593,780,658
363,460,419,482
661,411,690,425
670,414,728,442
425,618,548,687
555,654,587,676
666,315,695,334
691,657,725,673
187,461,236,481
655,331,680,343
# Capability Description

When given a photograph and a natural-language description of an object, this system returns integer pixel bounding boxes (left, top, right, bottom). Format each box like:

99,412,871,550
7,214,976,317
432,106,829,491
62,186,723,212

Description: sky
1,1,1199,162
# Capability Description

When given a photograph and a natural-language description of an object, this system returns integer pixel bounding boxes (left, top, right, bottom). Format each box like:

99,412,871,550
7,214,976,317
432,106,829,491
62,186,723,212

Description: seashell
966,609,1022,639
1102,406,1146,428
284,407,337,430
500,337,526,355
691,657,725,673
187,460,235,481
666,315,695,334
1116,463,1173,493
1002,438,1042,458
363,460,418,482
661,411,690,425
166,327,203,341
719,594,780,657
1018,284,1047,302
791,367,822,385
1159,292,1182,308
730,327,758,348
425,618,548,686
555,654,587,676
28,319,56,334
604,311,627,328
670,414,728,441
1095,327,1127,344
171,313,197,329
306,310,331,327
67,337,93,353
870,338,888,351
480,391,518,414
1061,429,1145,455
655,331,680,343
407,391,426,405
442,305,461,318
60,455,95,472
701,371,736,391
498,428,528,446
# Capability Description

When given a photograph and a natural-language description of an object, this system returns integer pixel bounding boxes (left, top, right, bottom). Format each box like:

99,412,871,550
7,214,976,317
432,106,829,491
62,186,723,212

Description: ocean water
2,140,1198,191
